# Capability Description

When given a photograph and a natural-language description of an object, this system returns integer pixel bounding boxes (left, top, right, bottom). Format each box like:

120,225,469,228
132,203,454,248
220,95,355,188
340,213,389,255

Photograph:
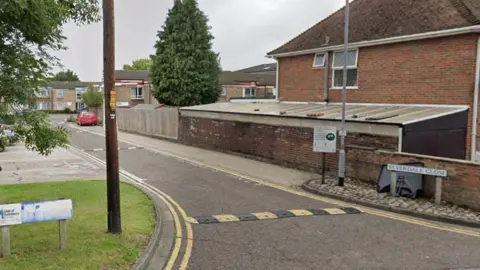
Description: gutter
266,25,480,58
471,37,480,161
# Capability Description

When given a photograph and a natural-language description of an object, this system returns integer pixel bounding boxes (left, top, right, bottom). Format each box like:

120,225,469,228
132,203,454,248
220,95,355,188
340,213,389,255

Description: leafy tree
123,58,153,71
0,0,100,155
82,84,103,109
52,69,80,81
151,0,221,106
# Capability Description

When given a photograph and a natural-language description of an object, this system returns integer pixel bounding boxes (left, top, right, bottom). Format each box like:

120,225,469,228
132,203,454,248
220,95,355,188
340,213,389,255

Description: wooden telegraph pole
103,0,122,234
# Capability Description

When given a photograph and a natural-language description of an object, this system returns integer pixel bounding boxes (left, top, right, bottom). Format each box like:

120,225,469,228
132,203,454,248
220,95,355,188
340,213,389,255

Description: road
54,115,480,270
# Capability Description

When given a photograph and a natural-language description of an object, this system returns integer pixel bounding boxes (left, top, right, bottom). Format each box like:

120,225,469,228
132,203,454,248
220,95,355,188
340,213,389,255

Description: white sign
387,164,447,177
116,101,129,107
313,126,337,153
0,204,22,226
22,199,73,224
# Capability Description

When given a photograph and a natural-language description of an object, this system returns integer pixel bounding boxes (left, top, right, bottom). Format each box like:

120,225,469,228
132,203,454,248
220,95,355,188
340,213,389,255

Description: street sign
387,164,447,177
313,126,337,153
0,204,22,226
21,199,73,224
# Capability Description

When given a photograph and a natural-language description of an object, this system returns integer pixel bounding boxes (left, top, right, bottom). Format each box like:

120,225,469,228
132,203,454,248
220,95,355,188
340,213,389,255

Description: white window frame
332,49,359,90
221,87,227,96
312,53,326,68
131,87,144,99
243,87,256,98
56,89,64,98
37,89,49,97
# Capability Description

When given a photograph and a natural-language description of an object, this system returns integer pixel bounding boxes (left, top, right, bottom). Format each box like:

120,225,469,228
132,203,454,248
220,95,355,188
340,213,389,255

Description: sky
53,0,345,81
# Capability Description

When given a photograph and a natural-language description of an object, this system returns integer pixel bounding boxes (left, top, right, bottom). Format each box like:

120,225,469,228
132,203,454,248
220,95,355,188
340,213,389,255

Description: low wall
116,108,179,139
179,115,480,211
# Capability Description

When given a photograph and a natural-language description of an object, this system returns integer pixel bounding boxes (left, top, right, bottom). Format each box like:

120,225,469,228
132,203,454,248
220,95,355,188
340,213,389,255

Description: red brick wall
278,34,479,159
179,116,480,211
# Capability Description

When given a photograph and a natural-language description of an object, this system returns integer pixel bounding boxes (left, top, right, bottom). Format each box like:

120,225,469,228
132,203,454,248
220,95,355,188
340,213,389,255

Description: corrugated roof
180,102,468,125
268,0,480,55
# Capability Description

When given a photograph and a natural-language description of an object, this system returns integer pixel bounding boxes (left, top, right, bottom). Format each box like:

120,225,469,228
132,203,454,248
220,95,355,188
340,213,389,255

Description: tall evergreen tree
151,0,221,106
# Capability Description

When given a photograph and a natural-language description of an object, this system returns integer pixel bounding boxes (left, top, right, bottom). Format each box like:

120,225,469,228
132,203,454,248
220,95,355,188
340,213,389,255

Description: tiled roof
46,81,95,89
115,70,149,81
268,0,480,55
220,71,276,86
235,63,277,73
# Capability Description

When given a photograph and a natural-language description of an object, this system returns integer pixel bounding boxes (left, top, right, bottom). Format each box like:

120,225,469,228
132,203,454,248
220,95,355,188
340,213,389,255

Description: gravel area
306,176,480,225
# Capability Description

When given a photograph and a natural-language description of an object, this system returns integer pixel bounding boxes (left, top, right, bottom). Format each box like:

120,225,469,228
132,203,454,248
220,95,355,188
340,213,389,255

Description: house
266,0,480,160
235,63,277,75
114,70,158,108
35,82,101,112
218,71,276,102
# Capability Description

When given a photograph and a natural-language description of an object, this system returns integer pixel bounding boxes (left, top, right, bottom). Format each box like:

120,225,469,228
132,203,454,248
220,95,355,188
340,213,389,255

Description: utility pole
338,0,350,187
103,0,122,234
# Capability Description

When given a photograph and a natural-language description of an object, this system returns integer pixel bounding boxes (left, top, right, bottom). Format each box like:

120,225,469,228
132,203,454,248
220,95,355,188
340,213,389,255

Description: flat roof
180,102,469,125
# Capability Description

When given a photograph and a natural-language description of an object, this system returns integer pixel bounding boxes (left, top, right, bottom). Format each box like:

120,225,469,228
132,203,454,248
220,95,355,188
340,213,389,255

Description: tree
151,0,221,106
0,0,100,155
52,69,80,81
123,58,153,71
82,84,103,109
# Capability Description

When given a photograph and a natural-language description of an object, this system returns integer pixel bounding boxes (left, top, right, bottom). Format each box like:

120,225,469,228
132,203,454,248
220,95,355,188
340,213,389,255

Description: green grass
0,181,155,270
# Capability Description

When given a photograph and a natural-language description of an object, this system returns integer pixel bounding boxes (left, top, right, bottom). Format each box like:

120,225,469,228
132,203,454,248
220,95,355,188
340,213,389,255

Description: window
243,88,256,98
36,102,51,110
332,49,358,89
37,88,49,97
312,53,326,68
221,87,227,96
131,87,144,99
56,89,64,98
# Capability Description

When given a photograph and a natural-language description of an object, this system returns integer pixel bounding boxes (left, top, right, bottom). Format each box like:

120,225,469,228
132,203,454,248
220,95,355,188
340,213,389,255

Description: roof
220,71,276,86
268,0,480,56
46,81,95,89
180,102,468,125
115,70,149,81
235,63,277,73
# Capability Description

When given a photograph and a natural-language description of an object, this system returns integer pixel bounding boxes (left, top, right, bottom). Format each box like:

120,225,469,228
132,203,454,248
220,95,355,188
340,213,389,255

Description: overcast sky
53,0,344,81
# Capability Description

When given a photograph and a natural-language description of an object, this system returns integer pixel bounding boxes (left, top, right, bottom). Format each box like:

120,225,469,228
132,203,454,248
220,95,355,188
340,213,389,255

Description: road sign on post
313,126,337,153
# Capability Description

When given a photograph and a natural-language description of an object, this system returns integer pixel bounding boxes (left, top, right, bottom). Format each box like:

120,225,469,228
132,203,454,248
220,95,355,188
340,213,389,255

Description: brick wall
179,116,480,211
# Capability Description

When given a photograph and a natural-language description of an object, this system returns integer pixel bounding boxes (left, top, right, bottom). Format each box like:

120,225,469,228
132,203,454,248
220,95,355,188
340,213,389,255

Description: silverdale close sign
387,164,448,177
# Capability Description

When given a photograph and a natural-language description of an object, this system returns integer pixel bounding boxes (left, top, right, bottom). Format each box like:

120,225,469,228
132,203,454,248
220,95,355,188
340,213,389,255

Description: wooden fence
113,107,179,139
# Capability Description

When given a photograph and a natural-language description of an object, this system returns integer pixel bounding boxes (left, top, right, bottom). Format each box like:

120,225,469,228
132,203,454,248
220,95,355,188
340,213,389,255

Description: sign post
0,199,73,257
387,164,447,204
313,126,337,183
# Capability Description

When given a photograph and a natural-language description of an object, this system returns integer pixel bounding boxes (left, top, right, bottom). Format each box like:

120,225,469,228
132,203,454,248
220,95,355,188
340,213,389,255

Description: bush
64,107,73,114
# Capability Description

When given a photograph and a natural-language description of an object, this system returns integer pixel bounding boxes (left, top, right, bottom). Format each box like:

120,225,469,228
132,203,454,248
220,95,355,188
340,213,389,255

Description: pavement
0,143,104,185
56,116,480,270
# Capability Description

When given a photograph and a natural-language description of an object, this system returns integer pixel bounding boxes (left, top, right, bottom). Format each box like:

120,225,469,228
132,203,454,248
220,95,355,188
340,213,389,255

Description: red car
77,112,97,126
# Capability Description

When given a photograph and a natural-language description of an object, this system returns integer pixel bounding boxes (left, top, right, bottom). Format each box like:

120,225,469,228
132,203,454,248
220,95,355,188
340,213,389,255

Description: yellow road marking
213,214,240,223
323,208,347,215
70,126,480,240
253,212,278,220
185,217,199,224
288,209,314,216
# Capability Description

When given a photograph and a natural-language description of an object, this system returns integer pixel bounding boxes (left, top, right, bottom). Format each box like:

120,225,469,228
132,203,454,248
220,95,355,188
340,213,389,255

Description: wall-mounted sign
313,126,337,153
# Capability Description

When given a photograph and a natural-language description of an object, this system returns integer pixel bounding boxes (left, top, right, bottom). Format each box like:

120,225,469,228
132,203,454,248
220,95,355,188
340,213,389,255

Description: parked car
77,112,97,126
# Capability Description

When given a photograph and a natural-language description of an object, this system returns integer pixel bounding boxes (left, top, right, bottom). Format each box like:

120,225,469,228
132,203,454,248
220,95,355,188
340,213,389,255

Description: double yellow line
68,144,193,269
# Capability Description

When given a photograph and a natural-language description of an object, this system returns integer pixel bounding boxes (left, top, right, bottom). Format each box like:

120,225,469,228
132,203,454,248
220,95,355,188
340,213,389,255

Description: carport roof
180,102,469,125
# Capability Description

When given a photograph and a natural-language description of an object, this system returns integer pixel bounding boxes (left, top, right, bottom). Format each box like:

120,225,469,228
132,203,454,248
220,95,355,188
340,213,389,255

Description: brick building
177,0,480,207
218,71,276,102
35,82,101,112
114,70,158,108
266,0,480,160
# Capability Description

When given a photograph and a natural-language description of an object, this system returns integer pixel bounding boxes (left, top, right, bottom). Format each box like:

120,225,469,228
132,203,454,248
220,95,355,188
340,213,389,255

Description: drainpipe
471,37,480,161
275,57,279,101
323,52,330,102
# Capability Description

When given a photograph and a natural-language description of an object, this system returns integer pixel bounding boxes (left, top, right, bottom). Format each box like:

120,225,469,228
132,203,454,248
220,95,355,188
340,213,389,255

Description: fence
114,107,179,139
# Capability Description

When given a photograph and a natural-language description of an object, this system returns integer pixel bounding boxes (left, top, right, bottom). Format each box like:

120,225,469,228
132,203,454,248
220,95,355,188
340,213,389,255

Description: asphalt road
57,116,480,270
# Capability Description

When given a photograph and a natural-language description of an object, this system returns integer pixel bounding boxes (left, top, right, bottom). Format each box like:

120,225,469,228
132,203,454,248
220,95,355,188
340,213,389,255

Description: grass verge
0,181,155,270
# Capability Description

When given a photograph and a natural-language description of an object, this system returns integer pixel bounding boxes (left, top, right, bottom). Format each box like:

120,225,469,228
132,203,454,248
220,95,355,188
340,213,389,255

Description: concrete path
0,144,104,185
66,123,480,270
